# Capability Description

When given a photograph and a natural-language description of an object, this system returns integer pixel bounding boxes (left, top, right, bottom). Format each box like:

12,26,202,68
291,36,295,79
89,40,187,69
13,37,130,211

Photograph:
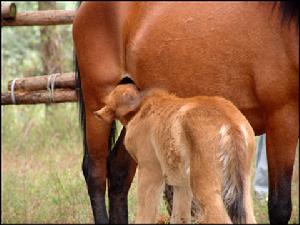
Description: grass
1,104,299,224
1,104,93,224
253,184,299,224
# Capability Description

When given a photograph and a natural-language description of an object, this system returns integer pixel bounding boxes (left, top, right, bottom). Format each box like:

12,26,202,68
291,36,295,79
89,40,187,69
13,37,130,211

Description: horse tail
218,124,248,224
278,1,299,27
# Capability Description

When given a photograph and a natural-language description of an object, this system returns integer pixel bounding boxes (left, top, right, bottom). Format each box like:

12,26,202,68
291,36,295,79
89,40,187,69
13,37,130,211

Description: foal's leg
170,185,192,224
190,180,232,223
240,133,256,224
265,103,299,224
135,166,164,223
243,173,257,223
190,146,232,223
108,127,137,224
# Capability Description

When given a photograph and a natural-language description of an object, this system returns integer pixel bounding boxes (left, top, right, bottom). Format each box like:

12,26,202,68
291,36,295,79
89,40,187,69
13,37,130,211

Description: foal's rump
180,102,255,223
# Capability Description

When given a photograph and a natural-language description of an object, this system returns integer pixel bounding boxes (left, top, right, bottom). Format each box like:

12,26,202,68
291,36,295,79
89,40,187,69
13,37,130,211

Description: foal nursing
94,84,256,224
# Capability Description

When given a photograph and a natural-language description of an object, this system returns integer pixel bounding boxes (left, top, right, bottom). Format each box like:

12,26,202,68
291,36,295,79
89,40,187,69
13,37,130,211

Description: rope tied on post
10,78,19,104
47,73,58,103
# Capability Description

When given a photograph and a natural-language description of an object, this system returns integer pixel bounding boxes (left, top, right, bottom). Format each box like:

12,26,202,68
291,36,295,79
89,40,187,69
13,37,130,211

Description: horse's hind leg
82,106,114,224
242,173,256,223
73,2,131,221
170,185,192,223
190,175,232,224
265,103,299,224
190,149,232,223
108,127,137,223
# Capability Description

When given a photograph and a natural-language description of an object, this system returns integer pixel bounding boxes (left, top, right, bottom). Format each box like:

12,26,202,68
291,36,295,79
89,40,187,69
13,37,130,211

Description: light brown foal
94,83,256,224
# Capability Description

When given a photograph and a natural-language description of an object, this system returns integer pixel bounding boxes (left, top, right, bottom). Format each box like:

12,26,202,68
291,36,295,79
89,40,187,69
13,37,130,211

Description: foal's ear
94,106,115,123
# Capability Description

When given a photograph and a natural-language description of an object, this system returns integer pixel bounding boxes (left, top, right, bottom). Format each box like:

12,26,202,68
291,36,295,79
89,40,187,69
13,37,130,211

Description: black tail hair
279,1,299,26
274,1,299,29
226,182,246,224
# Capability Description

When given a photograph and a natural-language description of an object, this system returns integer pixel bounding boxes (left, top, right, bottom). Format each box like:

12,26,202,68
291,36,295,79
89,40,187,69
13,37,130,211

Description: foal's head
94,84,142,125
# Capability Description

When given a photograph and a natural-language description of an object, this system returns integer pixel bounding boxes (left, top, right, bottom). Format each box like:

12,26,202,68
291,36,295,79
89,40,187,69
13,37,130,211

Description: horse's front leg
266,102,299,224
83,107,113,224
108,127,137,224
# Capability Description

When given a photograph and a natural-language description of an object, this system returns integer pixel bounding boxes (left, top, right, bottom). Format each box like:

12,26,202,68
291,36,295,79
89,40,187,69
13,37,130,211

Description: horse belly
126,2,267,131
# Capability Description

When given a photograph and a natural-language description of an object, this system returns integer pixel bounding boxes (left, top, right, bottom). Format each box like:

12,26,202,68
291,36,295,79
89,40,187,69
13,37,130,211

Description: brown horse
72,2,298,224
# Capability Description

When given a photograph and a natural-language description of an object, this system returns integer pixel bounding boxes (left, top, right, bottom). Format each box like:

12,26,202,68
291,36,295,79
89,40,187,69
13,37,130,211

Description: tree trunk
38,1,63,75
38,1,63,116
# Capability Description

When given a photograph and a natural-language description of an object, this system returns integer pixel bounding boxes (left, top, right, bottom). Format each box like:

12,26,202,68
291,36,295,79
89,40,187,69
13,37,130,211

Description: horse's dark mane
277,1,299,27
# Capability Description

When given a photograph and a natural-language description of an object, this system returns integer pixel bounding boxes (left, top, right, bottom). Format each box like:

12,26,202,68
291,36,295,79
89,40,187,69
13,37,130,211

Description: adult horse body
73,2,298,224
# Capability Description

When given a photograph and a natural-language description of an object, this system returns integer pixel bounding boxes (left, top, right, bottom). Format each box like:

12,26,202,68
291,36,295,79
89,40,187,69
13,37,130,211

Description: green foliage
1,1,90,223
1,1,76,91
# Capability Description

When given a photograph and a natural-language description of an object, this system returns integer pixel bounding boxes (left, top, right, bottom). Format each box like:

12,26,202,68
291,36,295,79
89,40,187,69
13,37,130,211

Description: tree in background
38,1,63,115
38,1,63,75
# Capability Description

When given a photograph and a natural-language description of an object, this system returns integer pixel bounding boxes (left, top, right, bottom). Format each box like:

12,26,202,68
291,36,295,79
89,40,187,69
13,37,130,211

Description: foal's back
127,91,255,181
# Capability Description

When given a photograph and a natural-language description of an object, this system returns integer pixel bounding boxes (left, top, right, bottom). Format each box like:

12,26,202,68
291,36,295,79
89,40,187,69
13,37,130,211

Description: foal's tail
218,124,250,224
